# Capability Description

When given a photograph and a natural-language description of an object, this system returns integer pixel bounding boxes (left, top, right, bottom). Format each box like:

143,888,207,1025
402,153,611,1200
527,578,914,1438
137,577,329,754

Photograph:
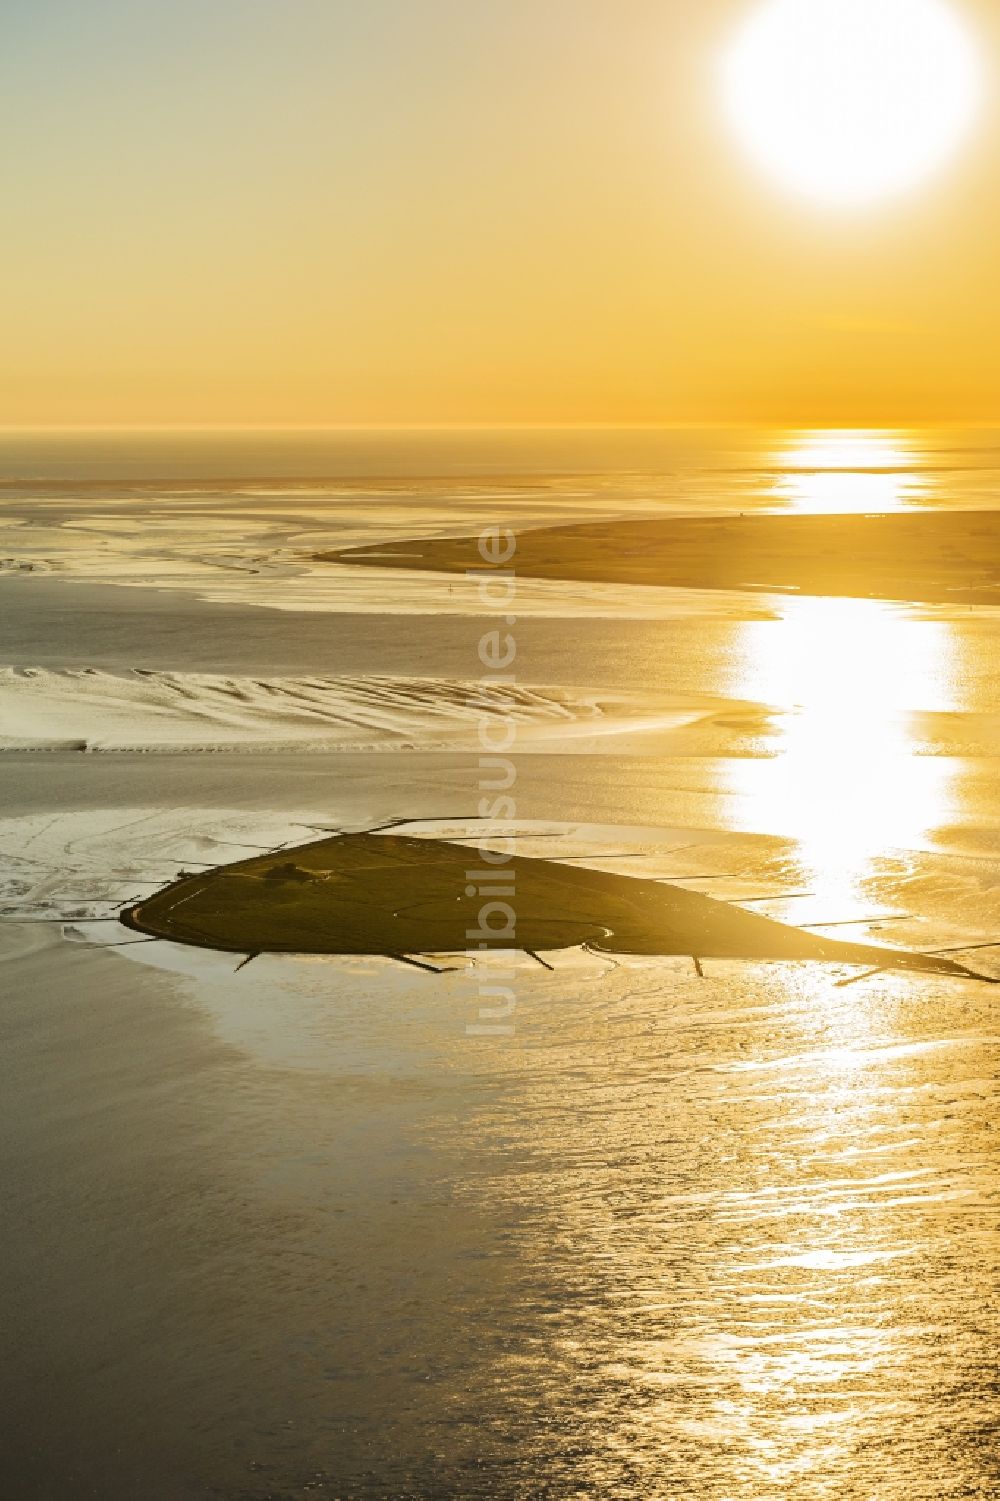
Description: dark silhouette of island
121,832,993,982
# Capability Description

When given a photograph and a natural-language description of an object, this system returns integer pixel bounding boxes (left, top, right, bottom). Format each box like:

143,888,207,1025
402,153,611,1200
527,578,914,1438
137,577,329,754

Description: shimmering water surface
0,429,997,1499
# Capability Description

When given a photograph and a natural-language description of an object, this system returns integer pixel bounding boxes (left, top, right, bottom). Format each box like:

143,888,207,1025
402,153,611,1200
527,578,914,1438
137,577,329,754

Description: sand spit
319,510,1000,606
121,831,994,982
0,667,601,752
0,666,768,755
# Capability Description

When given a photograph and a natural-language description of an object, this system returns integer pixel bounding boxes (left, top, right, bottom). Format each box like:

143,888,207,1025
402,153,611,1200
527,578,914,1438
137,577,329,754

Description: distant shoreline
320,510,1000,607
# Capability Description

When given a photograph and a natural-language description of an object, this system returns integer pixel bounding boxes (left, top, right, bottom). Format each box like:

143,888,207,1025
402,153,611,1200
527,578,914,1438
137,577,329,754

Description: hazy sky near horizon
3,0,1000,428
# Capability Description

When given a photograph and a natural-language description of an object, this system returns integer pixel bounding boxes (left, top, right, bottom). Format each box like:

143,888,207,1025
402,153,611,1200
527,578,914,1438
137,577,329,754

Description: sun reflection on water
774,430,923,513
727,596,958,905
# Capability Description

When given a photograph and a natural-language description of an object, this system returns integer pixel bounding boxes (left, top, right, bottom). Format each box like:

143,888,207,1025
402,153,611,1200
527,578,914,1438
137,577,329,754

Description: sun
721,0,982,207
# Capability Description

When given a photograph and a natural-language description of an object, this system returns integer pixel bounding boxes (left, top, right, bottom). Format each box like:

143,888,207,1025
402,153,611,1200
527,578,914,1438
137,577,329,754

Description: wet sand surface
3,812,998,1500
3,741,999,1501
2,432,999,1499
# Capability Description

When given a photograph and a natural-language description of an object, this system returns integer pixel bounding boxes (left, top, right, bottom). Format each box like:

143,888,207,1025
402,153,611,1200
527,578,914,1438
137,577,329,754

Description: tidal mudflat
2,429,999,1500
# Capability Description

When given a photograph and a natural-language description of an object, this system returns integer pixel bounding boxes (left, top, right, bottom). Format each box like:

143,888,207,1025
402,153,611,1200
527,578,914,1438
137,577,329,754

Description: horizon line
0,420,996,435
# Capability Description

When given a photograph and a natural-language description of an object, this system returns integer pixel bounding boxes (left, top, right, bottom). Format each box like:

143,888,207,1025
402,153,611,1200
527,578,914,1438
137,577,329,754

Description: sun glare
774,430,921,512
721,0,982,207
727,597,958,906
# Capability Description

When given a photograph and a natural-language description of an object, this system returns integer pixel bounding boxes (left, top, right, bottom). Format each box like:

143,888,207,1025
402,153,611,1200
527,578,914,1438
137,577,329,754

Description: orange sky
3,0,999,428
